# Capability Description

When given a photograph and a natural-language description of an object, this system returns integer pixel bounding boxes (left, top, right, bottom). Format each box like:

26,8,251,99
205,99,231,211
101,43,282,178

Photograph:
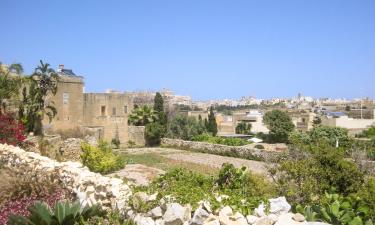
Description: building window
124,105,128,114
63,93,69,104
112,107,116,116
101,106,106,116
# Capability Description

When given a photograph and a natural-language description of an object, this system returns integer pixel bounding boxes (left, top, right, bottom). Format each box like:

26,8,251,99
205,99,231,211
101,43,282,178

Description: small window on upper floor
63,93,69,105
101,106,106,116
124,105,128,114
112,107,117,116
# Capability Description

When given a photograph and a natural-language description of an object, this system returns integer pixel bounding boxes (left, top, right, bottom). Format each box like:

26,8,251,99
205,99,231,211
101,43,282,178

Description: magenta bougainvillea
0,113,26,146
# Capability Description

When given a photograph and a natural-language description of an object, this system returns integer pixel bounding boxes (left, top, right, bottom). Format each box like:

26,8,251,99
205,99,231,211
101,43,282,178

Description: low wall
0,144,131,211
161,138,285,162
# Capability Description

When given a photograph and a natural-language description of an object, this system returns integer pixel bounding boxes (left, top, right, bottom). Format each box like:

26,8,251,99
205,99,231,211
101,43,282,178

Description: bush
135,163,275,215
0,113,27,147
192,134,249,146
167,114,205,140
270,145,365,206
145,122,165,146
81,142,125,174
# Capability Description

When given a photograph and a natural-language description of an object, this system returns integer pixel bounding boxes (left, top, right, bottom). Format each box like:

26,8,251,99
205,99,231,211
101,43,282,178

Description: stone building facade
45,66,144,146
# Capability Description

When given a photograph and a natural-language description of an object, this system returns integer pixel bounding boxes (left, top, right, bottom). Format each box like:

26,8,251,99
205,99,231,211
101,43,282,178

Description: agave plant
8,200,103,225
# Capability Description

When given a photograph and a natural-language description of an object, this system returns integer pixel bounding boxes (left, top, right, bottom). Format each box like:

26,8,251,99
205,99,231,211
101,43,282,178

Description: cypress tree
154,92,167,125
207,106,218,136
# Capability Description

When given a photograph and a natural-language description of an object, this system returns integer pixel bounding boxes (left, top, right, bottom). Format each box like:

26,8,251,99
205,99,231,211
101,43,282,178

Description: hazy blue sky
0,0,374,100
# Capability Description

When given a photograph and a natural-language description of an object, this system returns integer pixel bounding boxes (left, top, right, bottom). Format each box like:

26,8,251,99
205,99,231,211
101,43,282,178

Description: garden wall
0,144,131,211
161,138,285,162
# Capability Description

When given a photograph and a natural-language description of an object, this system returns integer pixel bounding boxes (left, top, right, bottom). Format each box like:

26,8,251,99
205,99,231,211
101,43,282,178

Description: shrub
270,145,365,206
135,164,275,215
0,113,27,147
167,114,205,140
192,134,249,146
145,122,165,146
81,142,125,174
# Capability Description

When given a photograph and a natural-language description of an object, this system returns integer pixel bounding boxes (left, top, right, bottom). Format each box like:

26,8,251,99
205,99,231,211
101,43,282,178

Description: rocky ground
109,164,165,186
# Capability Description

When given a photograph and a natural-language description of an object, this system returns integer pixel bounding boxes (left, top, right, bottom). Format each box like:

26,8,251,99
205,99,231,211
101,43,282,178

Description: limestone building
46,65,144,146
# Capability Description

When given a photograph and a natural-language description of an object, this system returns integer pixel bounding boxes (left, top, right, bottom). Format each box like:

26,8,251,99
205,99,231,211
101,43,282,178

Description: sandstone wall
128,126,146,146
0,144,131,211
161,138,284,162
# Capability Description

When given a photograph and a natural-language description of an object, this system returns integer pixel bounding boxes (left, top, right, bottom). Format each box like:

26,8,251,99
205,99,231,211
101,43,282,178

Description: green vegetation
128,105,158,126
135,163,275,215
0,63,23,113
263,110,295,143
81,142,125,174
192,134,249,146
19,60,59,135
206,106,218,136
357,126,375,139
8,200,104,225
235,122,252,135
145,122,166,146
166,114,206,140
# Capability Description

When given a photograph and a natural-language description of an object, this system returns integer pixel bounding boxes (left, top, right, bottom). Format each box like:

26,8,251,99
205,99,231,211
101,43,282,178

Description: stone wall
128,126,146,147
0,144,131,211
161,138,285,162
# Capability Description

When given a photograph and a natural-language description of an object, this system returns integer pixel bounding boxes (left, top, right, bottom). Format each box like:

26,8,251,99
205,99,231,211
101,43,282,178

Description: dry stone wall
161,138,285,162
0,144,131,211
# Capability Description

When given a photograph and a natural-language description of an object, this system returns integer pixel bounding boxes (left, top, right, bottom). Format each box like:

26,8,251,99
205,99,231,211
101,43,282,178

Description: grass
120,152,219,175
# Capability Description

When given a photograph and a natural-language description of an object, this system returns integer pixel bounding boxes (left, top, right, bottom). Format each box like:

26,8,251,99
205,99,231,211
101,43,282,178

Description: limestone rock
293,213,306,222
190,204,211,225
163,203,192,225
202,214,220,225
306,223,331,225
254,203,266,217
274,213,307,225
150,207,164,219
134,215,155,225
269,197,291,216
254,217,274,225
246,215,259,224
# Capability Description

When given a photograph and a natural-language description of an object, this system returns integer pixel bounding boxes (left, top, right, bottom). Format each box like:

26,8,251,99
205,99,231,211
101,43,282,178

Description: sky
0,0,374,100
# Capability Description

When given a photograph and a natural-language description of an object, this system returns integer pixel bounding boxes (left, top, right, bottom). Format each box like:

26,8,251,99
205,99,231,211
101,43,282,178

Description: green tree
153,92,167,126
263,110,294,143
145,122,166,146
167,114,206,140
207,106,218,136
0,63,23,114
309,125,350,148
19,60,58,135
235,122,252,135
128,105,158,126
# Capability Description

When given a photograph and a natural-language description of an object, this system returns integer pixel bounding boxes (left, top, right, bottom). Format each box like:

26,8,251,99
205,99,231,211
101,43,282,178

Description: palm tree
0,63,23,114
19,60,59,135
128,105,158,126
